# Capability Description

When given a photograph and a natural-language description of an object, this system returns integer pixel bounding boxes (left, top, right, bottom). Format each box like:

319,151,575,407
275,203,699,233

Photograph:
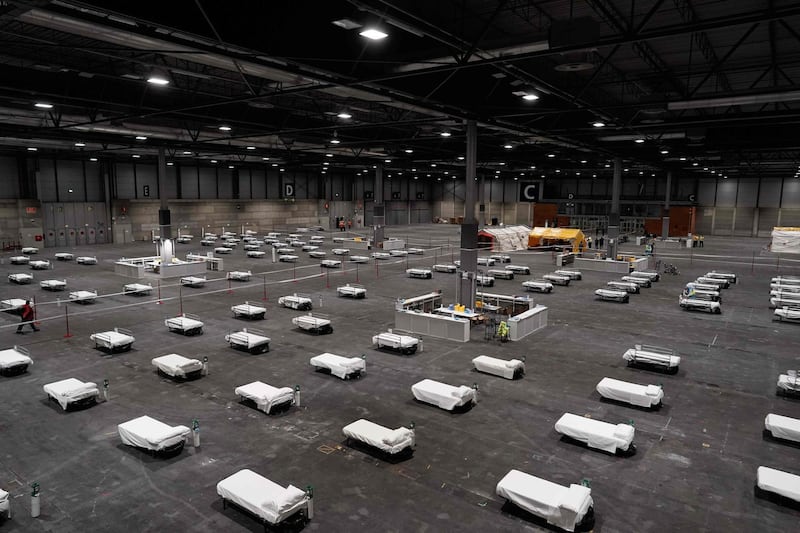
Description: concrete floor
1,226,799,532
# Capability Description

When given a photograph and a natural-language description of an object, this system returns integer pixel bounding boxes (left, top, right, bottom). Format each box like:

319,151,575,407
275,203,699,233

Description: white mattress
595,288,628,301
181,276,206,286
152,354,203,378
596,377,663,408
373,332,418,349
349,256,369,263
433,264,457,272
215,247,233,254
40,279,67,290
235,381,295,413
76,256,97,264
310,353,365,379
228,271,251,280
623,347,681,368
543,273,569,284
70,290,97,301
278,295,312,309
337,285,366,297
343,419,415,454
555,413,635,453
775,307,800,320
0,347,33,369
0,488,7,514
292,315,331,330
279,255,299,262
21,247,38,254
247,250,266,257
321,259,342,267
55,252,74,260
90,329,135,349
407,268,432,278
411,379,475,411
487,269,514,278
43,378,99,410
472,355,524,379
554,269,582,279
217,469,308,525
10,256,29,264
506,265,530,274
496,469,592,532
757,466,800,502
118,415,190,451
621,276,650,286
165,315,204,332
232,303,266,317
372,252,390,259
1,298,26,310
30,260,51,269
765,414,800,442
9,273,33,283
522,280,553,292
226,330,271,349
777,374,800,392
124,283,152,294
308,251,326,258
332,248,350,255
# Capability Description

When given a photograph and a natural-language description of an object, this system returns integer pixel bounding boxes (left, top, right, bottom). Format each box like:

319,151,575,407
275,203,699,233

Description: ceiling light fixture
262,157,270,161
634,138,645,144
89,157,98,162
74,142,86,147
246,146,256,150
521,92,539,101
592,121,605,128
359,28,388,40
132,154,140,158
404,148,413,153
183,151,192,155
228,165,234,169
440,131,451,137
218,125,231,131
325,153,333,158
27,147,37,151
503,144,513,149
135,135,147,140
34,102,53,109
210,159,218,163
457,156,465,160
146,75,170,86
547,153,555,158
337,112,352,119
167,162,174,166
580,160,587,164
660,149,669,154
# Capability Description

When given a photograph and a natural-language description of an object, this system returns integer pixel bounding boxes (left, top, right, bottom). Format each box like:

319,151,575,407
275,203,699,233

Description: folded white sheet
152,354,203,378
343,419,415,455
309,353,365,379
765,414,800,443
217,469,308,525
43,378,99,410
757,466,800,502
596,377,663,408
235,381,294,413
118,415,190,451
472,355,524,379
555,413,635,453
411,379,475,410
0,347,33,369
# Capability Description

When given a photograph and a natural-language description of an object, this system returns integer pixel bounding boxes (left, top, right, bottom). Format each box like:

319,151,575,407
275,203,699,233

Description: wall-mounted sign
519,182,540,202
364,191,374,199
143,185,150,197
25,207,37,214
284,183,295,197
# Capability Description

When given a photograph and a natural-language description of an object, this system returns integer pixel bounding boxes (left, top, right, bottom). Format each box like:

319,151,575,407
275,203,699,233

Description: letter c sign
284,183,295,197
519,182,539,202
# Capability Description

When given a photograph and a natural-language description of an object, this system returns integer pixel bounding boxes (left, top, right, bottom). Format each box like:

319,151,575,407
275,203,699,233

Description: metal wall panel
38,159,57,201
733,207,754,236
758,178,782,207
198,167,216,198
163,165,178,199
0,157,20,199
715,179,737,207
695,207,713,234
782,179,800,208
85,161,104,201
758,208,779,236
57,160,84,200
266,170,280,198
217,168,233,199
181,165,199,199
115,163,136,199
736,180,758,208
135,163,158,199
714,207,734,234
780,209,800,226
251,169,266,198
697,178,716,205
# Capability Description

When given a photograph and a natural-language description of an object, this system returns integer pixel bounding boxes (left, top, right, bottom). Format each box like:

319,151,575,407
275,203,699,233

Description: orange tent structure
527,227,587,252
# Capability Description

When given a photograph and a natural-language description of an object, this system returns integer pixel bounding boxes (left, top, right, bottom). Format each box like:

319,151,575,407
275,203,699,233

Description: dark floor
1,227,799,532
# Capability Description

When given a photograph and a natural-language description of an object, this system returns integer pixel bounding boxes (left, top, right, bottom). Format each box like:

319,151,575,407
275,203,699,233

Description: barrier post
262,275,267,301
157,280,162,304
63,304,73,338
306,486,314,519
355,262,359,283
227,277,232,294
192,419,200,448
103,379,109,402
30,482,40,518
294,385,301,407
179,284,183,315
32,295,41,327
202,356,209,376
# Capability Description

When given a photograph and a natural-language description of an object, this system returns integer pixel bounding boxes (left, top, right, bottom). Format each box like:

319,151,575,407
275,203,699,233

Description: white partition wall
507,305,548,341
394,311,470,342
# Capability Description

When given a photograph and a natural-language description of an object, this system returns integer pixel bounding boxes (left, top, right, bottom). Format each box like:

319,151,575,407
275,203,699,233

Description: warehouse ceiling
1,0,800,181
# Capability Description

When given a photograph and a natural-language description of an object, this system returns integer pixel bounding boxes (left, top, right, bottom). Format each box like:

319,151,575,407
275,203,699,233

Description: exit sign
25,207,37,214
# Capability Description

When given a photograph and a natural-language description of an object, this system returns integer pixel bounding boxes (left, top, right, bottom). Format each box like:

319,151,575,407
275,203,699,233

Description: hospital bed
0,298,26,314
774,306,800,322
772,276,800,286
44,378,99,410
343,419,415,459
227,270,251,281
623,344,680,374
695,276,729,289
607,281,639,293
152,354,204,380
554,269,582,280
689,281,721,292
123,282,153,295
292,314,333,335
176,235,192,243
278,294,313,311
76,256,97,265
372,252,391,260
433,264,458,273
408,248,425,255
372,332,420,355
506,265,531,275
596,377,663,409
407,268,432,279
679,294,721,313
555,413,636,455
595,288,629,303
411,379,476,411
180,276,206,288
0,488,8,519
477,257,496,266
476,275,495,287
309,235,324,242
263,237,278,245
118,415,191,457
487,269,514,280
226,328,271,354
308,251,326,258
8,273,33,284
0,346,32,376
776,371,800,398
522,279,553,293
771,287,800,298
629,270,660,282
684,285,720,301
301,245,318,252
337,284,366,299
231,302,266,320
10,256,29,264
321,259,342,268
770,295,800,309
235,381,295,414
390,250,408,257
165,314,204,336
332,248,350,255
290,240,306,247
21,247,38,254
40,279,67,291
706,271,737,284
496,469,594,532
620,275,650,288
349,255,370,263
90,328,135,353
472,355,525,379
69,289,97,304
214,247,233,254
246,250,266,258
29,260,51,270
279,254,299,262
490,254,511,263
543,273,570,286
55,252,74,261
217,469,310,528
764,414,800,444
201,239,216,246
755,466,800,507
310,353,365,380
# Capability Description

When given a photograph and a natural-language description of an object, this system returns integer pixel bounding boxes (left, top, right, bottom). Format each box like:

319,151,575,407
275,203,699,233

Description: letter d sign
519,182,539,202
284,183,295,197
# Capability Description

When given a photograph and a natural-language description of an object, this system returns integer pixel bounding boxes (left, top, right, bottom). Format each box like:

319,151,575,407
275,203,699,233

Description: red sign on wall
25,207,37,214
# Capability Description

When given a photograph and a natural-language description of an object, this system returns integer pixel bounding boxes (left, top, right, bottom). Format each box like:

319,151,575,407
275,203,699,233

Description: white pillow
276,485,307,513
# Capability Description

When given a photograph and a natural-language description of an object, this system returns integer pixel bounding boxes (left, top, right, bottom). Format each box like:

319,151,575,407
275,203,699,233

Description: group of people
334,217,352,232
585,236,605,249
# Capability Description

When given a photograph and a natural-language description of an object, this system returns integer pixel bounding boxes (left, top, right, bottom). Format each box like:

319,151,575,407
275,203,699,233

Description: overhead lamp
167,162,174,166
210,159,218,163
457,156,465,160
135,135,147,140
323,162,329,166
228,165,234,169
182,151,192,155
279,168,285,172
246,146,256,150
604,163,611,168
503,144,513,149
325,153,333,157
360,28,388,40
404,148,413,154
271,163,278,167
547,153,555,158
623,168,629,172
580,160,587,164
679,157,687,161
592,121,605,128
74,142,86,147
521,93,539,101
660,149,669,154
34,102,53,109
337,111,352,119
412,168,417,171
330,131,340,144
89,157,98,162
514,177,519,181
703,167,709,171
440,131,451,137
634,138,645,144
262,157,270,161
576,172,581,176
384,159,391,163
499,162,506,166
692,162,699,166
218,125,231,131
132,154,140,158
444,171,449,175
146,74,170,86
555,169,561,173
27,147,38,151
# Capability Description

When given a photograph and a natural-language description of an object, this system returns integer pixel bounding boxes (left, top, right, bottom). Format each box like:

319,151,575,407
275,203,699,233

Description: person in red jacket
16,300,39,334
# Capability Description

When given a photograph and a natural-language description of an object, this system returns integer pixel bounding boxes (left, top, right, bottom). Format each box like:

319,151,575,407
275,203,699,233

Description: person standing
16,300,39,334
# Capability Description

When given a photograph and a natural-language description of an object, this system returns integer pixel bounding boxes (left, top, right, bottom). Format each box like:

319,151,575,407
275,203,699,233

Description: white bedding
554,269,582,280
232,302,266,318
555,413,635,453
10,256,29,264
765,414,800,443
235,381,295,414
278,295,312,310
337,284,366,298
21,247,38,254
152,354,203,378
407,268,432,278
595,288,628,302
596,377,663,408
164,315,204,334
321,259,342,268
310,353,365,379
506,265,531,274
8,273,33,283
472,355,524,379
349,255,369,263
43,378,99,410
433,264,457,273
623,346,681,369
40,279,67,290
332,248,350,255
118,415,190,452
228,270,252,281
411,379,475,411
29,260,51,270
496,469,593,532
522,280,553,293
180,276,206,287
247,250,266,258
55,252,74,260
217,469,308,525
372,332,419,353
76,256,97,264
123,283,152,295
777,373,800,393
90,328,135,349
292,315,332,333
279,254,299,262
0,347,33,370
757,466,800,502
343,419,415,455
226,330,271,351
70,289,97,302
